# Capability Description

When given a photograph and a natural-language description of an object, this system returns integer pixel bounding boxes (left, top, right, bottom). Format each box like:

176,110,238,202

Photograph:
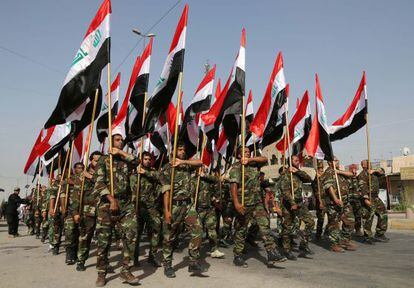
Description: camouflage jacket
130,167,161,208
321,167,351,204
77,175,97,217
94,154,138,201
348,177,361,200
197,174,220,209
228,161,262,206
42,182,59,212
280,170,312,206
160,163,196,200
61,174,81,215
358,169,383,199
311,175,325,205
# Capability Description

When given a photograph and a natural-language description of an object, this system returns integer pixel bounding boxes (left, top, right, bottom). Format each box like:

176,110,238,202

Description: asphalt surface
0,219,413,288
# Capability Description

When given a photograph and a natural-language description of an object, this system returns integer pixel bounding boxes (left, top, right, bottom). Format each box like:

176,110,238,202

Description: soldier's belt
172,199,192,206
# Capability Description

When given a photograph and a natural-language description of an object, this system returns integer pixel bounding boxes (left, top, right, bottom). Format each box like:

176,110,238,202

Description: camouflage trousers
77,214,96,263
34,210,42,236
316,204,327,238
281,204,315,251
220,202,235,242
350,198,363,231
25,211,35,234
48,214,63,247
41,212,49,239
64,214,79,250
198,207,219,252
96,200,137,274
326,201,354,246
162,203,202,265
233,204,276,256
363,197,388,238
135,205,162,260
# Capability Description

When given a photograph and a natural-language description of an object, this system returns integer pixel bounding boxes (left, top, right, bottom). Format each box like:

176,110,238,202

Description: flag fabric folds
44,0,111,128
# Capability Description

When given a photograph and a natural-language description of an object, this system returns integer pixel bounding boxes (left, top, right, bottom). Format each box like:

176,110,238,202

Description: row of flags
24,0,370,179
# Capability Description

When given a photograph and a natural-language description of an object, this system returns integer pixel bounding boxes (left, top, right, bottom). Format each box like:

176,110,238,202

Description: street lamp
132,29,156,50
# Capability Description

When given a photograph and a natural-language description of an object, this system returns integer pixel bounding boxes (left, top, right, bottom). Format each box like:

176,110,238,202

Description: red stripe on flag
83,0,112,39
169,4,188,53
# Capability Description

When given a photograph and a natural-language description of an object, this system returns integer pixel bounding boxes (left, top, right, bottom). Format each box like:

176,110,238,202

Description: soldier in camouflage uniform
196,165,225,258
358,160,389,243
34,185,46,239
160,143,203,278
219,178,235,246
41,183,52,243
280,155,315,260
348,164,363,236
130,151,162,268
94,134,140,286
76,151,102,272
62,162,83,265
312,160,326,241
48,175,63,255
321,157,357,253
229,146,286,268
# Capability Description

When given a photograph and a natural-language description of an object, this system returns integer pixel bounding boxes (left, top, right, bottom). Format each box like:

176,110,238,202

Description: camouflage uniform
348,177,363,233
228,162,277,257
32,189,43,237
77,175,98,264
280,170,314,252
130,167,162,261
220,180,235,243
62,175,81,260
196,174,220,252
41,187,51,241
48,182,63,249
160,163,202,266
358,169,387,239
321,168,355,246
312,175,327,239
94,154,138,274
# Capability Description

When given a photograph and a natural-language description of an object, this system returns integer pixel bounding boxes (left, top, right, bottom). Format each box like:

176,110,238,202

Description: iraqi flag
23,130,44,176
276,90,312,155
96,73,120,143
330,71,367,141
72,129,84,164
202,28,246,144
142,4,188,134
126,38,153,141
249,52,287,148
44,0,111,128
180,65,215,157
305,74,334,161
38,123,73,165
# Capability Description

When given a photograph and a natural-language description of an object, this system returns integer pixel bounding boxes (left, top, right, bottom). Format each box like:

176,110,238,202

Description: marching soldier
130,151,162,268
94,134,140,286
358,160,389,243
280,155,315,260
348,164,363,236
229,146,286,268
48,175,64,255
312,160,326,241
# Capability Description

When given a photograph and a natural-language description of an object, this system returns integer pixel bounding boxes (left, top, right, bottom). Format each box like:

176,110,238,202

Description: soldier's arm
94,157,110,198
294,170,313,183
280,176,295,206
174,158,202,168
336,170,354,177
357,173,370,199
246,156,267,166
111,148,140,166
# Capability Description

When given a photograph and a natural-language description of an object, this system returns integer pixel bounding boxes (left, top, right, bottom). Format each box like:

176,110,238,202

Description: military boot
233,255,248,268
119,271,140,285
164,264,176,278
66,247,76,265
267,249,287,263
330,244,345,253
340,240,357,251
283,250,297,261
363,237,375,245
188,261,203,274
76,261,86,271
148,253,162,267
52,245,59,255
374,235,390,243
299,244,314,256
95,272,106,287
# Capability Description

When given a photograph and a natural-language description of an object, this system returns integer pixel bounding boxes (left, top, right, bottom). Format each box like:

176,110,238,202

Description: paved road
0,220,413,288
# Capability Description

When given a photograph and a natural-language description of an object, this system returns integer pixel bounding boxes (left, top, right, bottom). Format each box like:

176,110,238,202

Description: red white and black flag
23,130,44,176
249,52,287,148
305,74,334,161
202,28,246,144
245,89,254,125
38,123,73,165
44,0,111,128
126,38,153,141
330,71,367,141
276,90,311,156
180,65,215,157
96,73,120,143
143,4,188,134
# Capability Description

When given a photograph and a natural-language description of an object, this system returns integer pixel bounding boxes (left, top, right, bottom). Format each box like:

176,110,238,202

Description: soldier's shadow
245,247,286,269
173,255,211,278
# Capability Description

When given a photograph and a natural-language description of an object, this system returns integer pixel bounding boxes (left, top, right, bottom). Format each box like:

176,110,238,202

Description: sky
0,0,413,199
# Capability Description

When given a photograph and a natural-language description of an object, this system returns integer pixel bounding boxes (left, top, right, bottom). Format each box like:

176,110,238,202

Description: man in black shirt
6,187,29,237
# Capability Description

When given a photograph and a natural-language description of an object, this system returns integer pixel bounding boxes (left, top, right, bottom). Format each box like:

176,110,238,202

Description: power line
0,45,64,75
113,0,182,73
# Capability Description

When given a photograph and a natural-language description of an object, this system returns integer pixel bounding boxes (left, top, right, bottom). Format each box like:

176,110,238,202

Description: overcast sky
0,0,413,199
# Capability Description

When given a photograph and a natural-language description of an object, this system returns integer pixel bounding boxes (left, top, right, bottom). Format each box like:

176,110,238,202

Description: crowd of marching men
17,0,389,286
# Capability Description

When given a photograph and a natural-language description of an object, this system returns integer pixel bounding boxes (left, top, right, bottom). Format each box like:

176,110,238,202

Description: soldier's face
91,155,100,168
361,160,368,170
113,135,124,149
41,185,46,192
176,146,186,160
292,156,300,168
142,155,152,168
74,164,84,175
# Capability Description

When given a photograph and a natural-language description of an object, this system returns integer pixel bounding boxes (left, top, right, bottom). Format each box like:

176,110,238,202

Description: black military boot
299,244,314,256
164,264,176,278
148,254,162,267
41,235,46,243
363,237,375,245
283,250,297,261
267,249,287,265
66,248,76,265
52,245,59,255
76,261,86,271
188,261,203,274
233,255,248,268
95,272,106,287
374,235,390,243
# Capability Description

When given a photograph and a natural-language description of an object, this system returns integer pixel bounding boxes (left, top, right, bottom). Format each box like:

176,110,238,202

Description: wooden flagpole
53,148,71,214
364,84,372,201
169,72,184,211
313,158,322,205
106,64,114,197
193,133,206,209
64,141,75,211
284,97,295,199
78,88,100,215
241,93,246,206
49,157,54,186
36,159,43,207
